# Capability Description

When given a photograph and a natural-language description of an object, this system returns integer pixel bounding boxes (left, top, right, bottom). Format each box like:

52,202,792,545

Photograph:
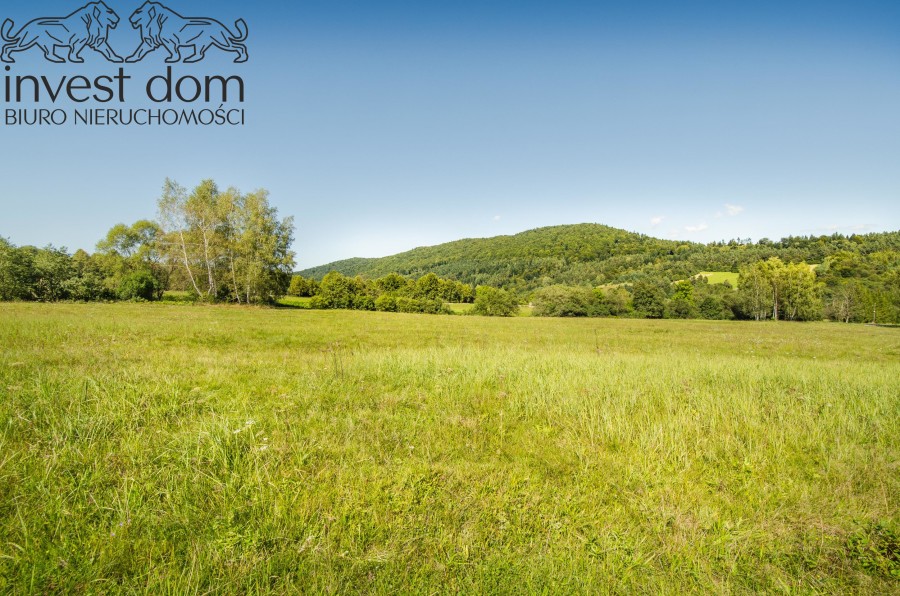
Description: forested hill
300,224,675,289
299,223,900,293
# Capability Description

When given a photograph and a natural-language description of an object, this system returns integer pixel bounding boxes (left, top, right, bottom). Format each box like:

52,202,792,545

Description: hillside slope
299,223,900,293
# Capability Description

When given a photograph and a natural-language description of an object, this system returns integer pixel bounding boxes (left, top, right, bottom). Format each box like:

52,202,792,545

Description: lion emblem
1,2,123,63
126,2,248,64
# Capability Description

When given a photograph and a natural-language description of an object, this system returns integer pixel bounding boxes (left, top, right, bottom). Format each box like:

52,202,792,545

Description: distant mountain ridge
299,223,900,293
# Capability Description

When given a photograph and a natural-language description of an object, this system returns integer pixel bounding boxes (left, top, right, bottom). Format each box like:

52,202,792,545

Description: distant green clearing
277,295,313,308
693,265,820,287
446,302,472,314
694,271,740,285
1,303,897,593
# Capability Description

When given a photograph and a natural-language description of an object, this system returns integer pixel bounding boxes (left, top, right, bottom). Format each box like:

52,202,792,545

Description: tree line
289,271,523,316
291,253,898,323
300,223,900,298
291,271,472,314
526,254,897,323
0,179,295,304
2,184,897,323
526,259,817,320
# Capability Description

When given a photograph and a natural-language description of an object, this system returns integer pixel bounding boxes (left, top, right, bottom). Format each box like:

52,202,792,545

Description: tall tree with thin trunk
157,179,205,297
156,179,295,303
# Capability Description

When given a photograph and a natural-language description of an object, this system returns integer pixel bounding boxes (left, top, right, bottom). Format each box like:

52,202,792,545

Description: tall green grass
1,304,897,593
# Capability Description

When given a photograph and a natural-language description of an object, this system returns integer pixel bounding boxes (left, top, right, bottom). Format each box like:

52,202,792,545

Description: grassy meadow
0,303,898,593
695,271,741,286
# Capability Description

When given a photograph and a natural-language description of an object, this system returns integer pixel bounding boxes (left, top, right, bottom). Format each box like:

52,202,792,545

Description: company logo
1,2,124,64
126,2,248,64
2,2,250,128
1,1,248,64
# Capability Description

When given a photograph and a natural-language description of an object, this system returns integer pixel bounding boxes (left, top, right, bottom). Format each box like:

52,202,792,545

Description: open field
695,271,740,286
0,303,898,593
693,267,819,287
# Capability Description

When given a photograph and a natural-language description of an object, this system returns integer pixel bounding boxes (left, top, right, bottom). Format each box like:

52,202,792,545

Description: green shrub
631,280,667,319
472,286,518,317
531,285,595,317
395,297,420,313
847,521,900,578
352,294,376,311
698,295,733,320
288,275,319,297
62,273,108,302
117,270,160,301
375,294,397,312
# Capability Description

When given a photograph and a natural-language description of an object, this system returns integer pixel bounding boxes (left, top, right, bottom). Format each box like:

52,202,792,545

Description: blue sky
1,0,898,268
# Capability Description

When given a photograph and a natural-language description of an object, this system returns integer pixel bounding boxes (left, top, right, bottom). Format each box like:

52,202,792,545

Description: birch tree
738,262,772,320
157,179,294,303
738,257,822,321
157,179,205,297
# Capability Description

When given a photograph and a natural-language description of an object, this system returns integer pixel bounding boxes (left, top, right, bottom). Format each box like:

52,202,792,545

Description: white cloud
492,215,501,221
725,203,744,216
650,216,664,227
684,223,709,233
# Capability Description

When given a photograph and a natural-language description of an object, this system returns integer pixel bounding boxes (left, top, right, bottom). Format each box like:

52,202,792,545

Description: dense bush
698,295,733,320
530,277,743,321
0,238,165,303
472,286,519,317
375,294,397,312
631,280,668,319
288,275,319,297
531,285,595,317
118,270,161,301
296,271,470,315
299,271,460,315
